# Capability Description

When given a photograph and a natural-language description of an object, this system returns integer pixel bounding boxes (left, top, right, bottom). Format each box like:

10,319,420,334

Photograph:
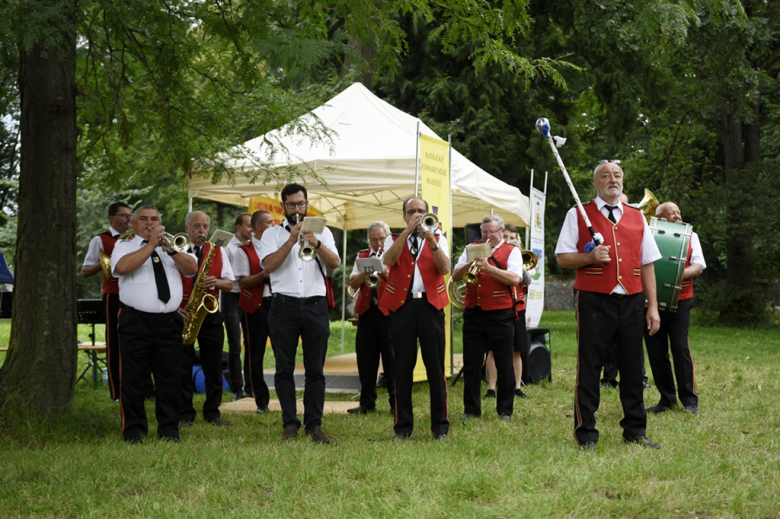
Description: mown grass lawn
1,311,779,518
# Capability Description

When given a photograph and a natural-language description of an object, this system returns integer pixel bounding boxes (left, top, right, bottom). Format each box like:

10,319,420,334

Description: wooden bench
0,343,108,389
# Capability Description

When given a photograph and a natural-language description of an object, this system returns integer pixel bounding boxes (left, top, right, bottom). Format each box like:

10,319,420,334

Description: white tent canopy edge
188,82,530,230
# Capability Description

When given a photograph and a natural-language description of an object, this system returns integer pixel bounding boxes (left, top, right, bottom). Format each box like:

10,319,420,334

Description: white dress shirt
232,236,272,298
224,235,249,293
83,226,123,267
383,232,450,294
111,236,197,313
554,197,661,294
258,224,340,298
690,232,706,268
189,244,235,282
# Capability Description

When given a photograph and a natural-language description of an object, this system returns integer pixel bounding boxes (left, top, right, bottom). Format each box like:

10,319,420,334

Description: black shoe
283,424,298,440
579,441,597,451
499,414,511,421
601,381,614,390
207,417,230,426
684,405,699,415
376,373,388,388
113,398,120,403
463,413,481,419
256,406,269,414
515,389,529,399
646,404,673,414
160,436,180,443
347,405,376,415
179,419,194,428
232,391,246,402
307,426,332,444
434,433,448,441
643,381,652,389
622,435,660,449
125,436,144,445
483,389,496,399
392,433,410,442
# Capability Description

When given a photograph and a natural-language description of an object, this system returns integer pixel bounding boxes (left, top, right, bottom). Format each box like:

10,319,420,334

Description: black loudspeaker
465,223,482,245
522,326,551,384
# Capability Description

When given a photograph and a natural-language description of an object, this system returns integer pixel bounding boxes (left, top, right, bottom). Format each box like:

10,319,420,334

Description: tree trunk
0,0,78,415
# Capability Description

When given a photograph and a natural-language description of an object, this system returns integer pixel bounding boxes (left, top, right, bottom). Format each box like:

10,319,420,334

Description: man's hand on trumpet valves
301,229,318,247
146,224,166,247
285,221,303,245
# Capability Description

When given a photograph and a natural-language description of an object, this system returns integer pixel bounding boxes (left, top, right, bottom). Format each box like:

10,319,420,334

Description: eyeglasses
113,214,132,219
284,201,307,209
481,229,502,236
405,209,426,215
597,159,621,165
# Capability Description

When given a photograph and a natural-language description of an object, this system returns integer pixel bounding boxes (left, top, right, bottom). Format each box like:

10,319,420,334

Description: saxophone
182,240,219,345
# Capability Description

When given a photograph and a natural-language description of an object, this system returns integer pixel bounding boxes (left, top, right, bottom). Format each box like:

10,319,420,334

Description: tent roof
188,82,529,230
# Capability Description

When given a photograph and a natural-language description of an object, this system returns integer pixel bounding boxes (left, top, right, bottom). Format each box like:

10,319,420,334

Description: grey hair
593,162,624,179
132,204,159,219
185,210,209,227
480,214,504,230
367,221,391,241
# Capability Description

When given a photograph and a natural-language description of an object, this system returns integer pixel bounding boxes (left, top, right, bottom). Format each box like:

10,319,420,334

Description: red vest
354,249,388,316
573,202,644,295
679,241,694,300
379,234,449,314
180,243,223,308
464,241,519,311
516,285,528,312
99,232,119,295
238,244,266,314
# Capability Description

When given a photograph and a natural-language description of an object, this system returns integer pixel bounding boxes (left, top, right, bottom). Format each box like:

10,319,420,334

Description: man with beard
259,184,340,443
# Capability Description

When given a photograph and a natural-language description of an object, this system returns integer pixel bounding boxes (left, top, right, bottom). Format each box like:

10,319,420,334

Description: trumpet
462,262,480,285
159,231,191,254
419,213,439,233
364,251,384,288
296,215,317,261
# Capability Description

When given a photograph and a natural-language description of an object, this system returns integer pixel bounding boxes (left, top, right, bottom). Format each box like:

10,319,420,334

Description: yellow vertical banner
416,133,452,382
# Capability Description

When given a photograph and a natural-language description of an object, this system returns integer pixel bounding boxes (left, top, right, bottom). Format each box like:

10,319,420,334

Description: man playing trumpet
453,215,524,420
347,221,394,415
380,197,450,441
111,205,197,443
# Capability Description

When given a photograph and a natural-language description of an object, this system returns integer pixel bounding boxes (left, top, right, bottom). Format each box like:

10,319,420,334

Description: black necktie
113,234,120,239
194,246,203,268
410,235,420,258
143,240,171,303
604,204,618,224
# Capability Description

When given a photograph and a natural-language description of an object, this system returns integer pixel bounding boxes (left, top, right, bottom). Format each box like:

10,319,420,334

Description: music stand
76,299,106,388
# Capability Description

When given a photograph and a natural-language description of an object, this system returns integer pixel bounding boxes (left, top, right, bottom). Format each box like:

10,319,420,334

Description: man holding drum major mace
555,161,662,450
645,202,704,415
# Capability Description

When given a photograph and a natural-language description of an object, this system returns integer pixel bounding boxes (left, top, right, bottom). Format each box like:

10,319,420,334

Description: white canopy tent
188,82,529,229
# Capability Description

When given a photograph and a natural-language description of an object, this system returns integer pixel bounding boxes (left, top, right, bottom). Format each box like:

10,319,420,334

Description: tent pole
188,196,193,213
448,133,454,377
526,169,534,248
340,216,347,355
544,170,548,194
414,121,420,197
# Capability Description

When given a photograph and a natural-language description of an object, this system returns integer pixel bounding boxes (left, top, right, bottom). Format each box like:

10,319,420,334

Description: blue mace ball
535,118,551,138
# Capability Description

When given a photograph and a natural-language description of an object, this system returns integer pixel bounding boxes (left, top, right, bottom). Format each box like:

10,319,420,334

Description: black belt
273,294,325,305
263,296,274,303
120,303,178,317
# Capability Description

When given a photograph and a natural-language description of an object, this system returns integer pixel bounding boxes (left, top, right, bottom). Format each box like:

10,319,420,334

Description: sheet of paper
301,217,327,234
466,242,491,262
356,258,384,273
209,229,234,249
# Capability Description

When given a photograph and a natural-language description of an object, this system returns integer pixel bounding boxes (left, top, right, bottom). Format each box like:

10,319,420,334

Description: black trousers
390,296,449,437
573,291,646,444
221,292,245,393
118,306,183,441
180,311,225,422
645,297,698,408
355,305,394,410
463,306,515,417
602,340,648,387
104,293,121,400
268,294,330,432
243,299,272,409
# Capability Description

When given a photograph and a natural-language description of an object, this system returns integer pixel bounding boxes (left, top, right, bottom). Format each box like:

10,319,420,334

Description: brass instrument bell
420,213,439,233
638,188,660,223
